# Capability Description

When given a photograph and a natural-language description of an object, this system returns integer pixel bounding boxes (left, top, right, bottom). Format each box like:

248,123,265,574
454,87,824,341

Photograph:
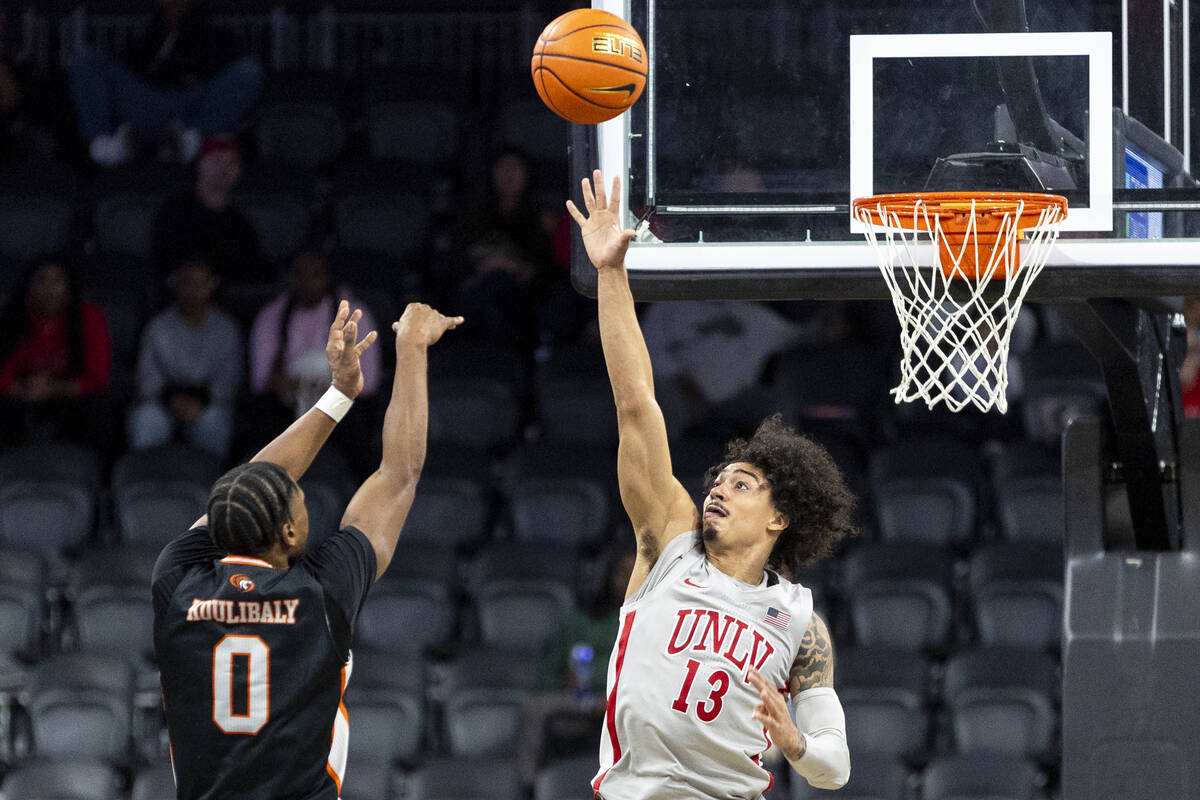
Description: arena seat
0,546,45,660
442,649,538,758
506,474,611,548
399,474,491,547
131,760,176,800
27,653,134,763
942,646,1059,764
0,759,123,800
365,99,461,166
534,754,598,800
428,376,521,451
0,481,94,562
920,754,1046,800
868,438,982,548
354,578,456,657
841,543,956,654
968,543,1063,651
413,755,522,800
836,645,932,762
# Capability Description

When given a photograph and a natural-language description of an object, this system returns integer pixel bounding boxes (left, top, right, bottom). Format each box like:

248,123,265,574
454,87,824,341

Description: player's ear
767,510,789,534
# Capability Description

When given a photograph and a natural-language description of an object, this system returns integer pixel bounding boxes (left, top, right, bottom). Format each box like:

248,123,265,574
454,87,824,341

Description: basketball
531,9,648,125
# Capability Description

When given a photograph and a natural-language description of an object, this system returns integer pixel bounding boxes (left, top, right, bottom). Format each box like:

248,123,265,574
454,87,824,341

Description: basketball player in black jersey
152,300,461,799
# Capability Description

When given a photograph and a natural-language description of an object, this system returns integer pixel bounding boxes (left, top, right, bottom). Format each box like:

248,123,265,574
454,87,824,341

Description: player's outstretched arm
567,170,696,585
340,303,462,580
190,301,376,530
749,613,850,790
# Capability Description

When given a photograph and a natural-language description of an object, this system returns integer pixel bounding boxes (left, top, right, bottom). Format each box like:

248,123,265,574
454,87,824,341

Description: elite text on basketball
591,33,644,63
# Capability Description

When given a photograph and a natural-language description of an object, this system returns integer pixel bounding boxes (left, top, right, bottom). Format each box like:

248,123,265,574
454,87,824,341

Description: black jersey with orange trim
152,526,375,800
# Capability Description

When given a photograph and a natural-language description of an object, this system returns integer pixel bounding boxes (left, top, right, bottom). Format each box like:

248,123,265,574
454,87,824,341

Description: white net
854,196,1066,413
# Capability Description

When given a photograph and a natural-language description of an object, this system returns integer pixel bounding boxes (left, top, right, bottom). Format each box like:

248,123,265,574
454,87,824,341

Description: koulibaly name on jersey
185,597,300,624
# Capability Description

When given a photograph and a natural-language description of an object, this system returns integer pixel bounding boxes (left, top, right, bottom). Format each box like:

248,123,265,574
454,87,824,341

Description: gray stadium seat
0,481,94,561
498,98,570,164
0,759,123,800
920,754,1045,800
72,585,155,665
442,650,538,758
414,756,522,800
0,192,75,263
400,474,490,547
366,99,460,164
29,653,133,763
0,441,102,491
790,752,909,800
0,546,45,659
113,481,210,547
131,761,176,800
232,190,312,263
842,543,956,653
94,191,164,258
507,475,610,547
534,754,598,800
475,579,575,651
836,646,932,761
968,543,1063,651
254,100,345,170
990,443,1064,544
344,684,425,767
355,578,455,657
333,191,429,260
942,647,1059,763
868,439,982,548
428,377,521,450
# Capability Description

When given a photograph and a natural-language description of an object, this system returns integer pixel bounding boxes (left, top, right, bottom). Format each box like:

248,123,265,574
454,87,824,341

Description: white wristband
315,386,354,423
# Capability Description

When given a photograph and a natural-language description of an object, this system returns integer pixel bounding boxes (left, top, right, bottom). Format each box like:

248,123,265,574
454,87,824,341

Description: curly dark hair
702,414,857,575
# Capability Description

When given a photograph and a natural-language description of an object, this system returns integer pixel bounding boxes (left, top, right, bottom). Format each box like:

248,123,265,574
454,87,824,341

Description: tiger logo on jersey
230,574,255,592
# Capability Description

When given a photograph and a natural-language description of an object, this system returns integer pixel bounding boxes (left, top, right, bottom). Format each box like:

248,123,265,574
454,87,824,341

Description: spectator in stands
443,147,564,352
517,547,636,787
0,256,118,460
242,249,383,472
151,133,264,287
0,3,80,169
641,300,803,439
68,0,263,167
129,255,242,460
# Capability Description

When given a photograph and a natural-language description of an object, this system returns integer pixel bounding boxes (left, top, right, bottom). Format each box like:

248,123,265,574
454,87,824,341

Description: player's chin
701,524,719,543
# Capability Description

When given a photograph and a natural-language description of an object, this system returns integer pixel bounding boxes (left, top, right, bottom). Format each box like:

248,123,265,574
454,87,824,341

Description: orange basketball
531,9,648,125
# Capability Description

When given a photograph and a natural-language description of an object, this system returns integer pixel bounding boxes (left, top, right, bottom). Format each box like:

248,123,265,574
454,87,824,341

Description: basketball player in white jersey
567,171,856,798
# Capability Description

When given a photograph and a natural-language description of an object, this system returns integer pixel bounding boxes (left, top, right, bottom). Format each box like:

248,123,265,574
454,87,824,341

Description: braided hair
207,462,297,556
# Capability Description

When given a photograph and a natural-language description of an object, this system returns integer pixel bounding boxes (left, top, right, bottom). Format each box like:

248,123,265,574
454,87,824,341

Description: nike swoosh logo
683,578,708,589
589,83,638,99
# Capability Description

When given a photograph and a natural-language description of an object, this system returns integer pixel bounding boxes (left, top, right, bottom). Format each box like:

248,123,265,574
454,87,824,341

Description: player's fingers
593,169,607,209
342,318,357,347
566,199,586,226
581,176,596,211
443,315,465,329
746,668,768,690
331,300,349,330
355,330,378,354
610,174,621,214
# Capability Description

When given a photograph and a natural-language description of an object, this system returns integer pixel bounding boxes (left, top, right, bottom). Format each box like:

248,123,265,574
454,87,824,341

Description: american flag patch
764,607,791,630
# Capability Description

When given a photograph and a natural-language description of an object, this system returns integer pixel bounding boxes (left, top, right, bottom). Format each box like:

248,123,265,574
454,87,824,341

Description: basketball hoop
852,191,1068,414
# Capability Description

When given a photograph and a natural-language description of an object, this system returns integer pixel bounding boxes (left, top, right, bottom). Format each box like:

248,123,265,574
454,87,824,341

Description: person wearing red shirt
0,256,118,460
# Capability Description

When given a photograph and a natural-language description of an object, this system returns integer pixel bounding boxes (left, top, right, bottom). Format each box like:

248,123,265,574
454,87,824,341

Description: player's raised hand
747,667,804,762
566,169,636,271
327,300,378,399
392,302,464,349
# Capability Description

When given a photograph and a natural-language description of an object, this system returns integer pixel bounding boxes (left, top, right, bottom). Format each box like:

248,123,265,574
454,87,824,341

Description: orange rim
853,191,1068,232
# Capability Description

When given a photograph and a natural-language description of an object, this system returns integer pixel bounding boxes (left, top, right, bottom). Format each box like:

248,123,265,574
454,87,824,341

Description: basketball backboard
570,0,1200,300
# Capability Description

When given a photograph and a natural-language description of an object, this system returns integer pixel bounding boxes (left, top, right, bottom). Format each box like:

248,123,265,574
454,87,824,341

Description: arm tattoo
789,613,834,694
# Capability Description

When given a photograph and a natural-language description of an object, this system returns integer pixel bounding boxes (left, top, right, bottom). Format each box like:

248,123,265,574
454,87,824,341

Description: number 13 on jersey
213,635,270,734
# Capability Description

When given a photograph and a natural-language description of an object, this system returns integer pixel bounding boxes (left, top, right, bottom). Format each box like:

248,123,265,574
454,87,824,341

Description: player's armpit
789,612,835,694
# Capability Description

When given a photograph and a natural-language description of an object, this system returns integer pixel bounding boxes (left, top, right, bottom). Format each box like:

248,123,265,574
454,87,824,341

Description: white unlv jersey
593,532,814,800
